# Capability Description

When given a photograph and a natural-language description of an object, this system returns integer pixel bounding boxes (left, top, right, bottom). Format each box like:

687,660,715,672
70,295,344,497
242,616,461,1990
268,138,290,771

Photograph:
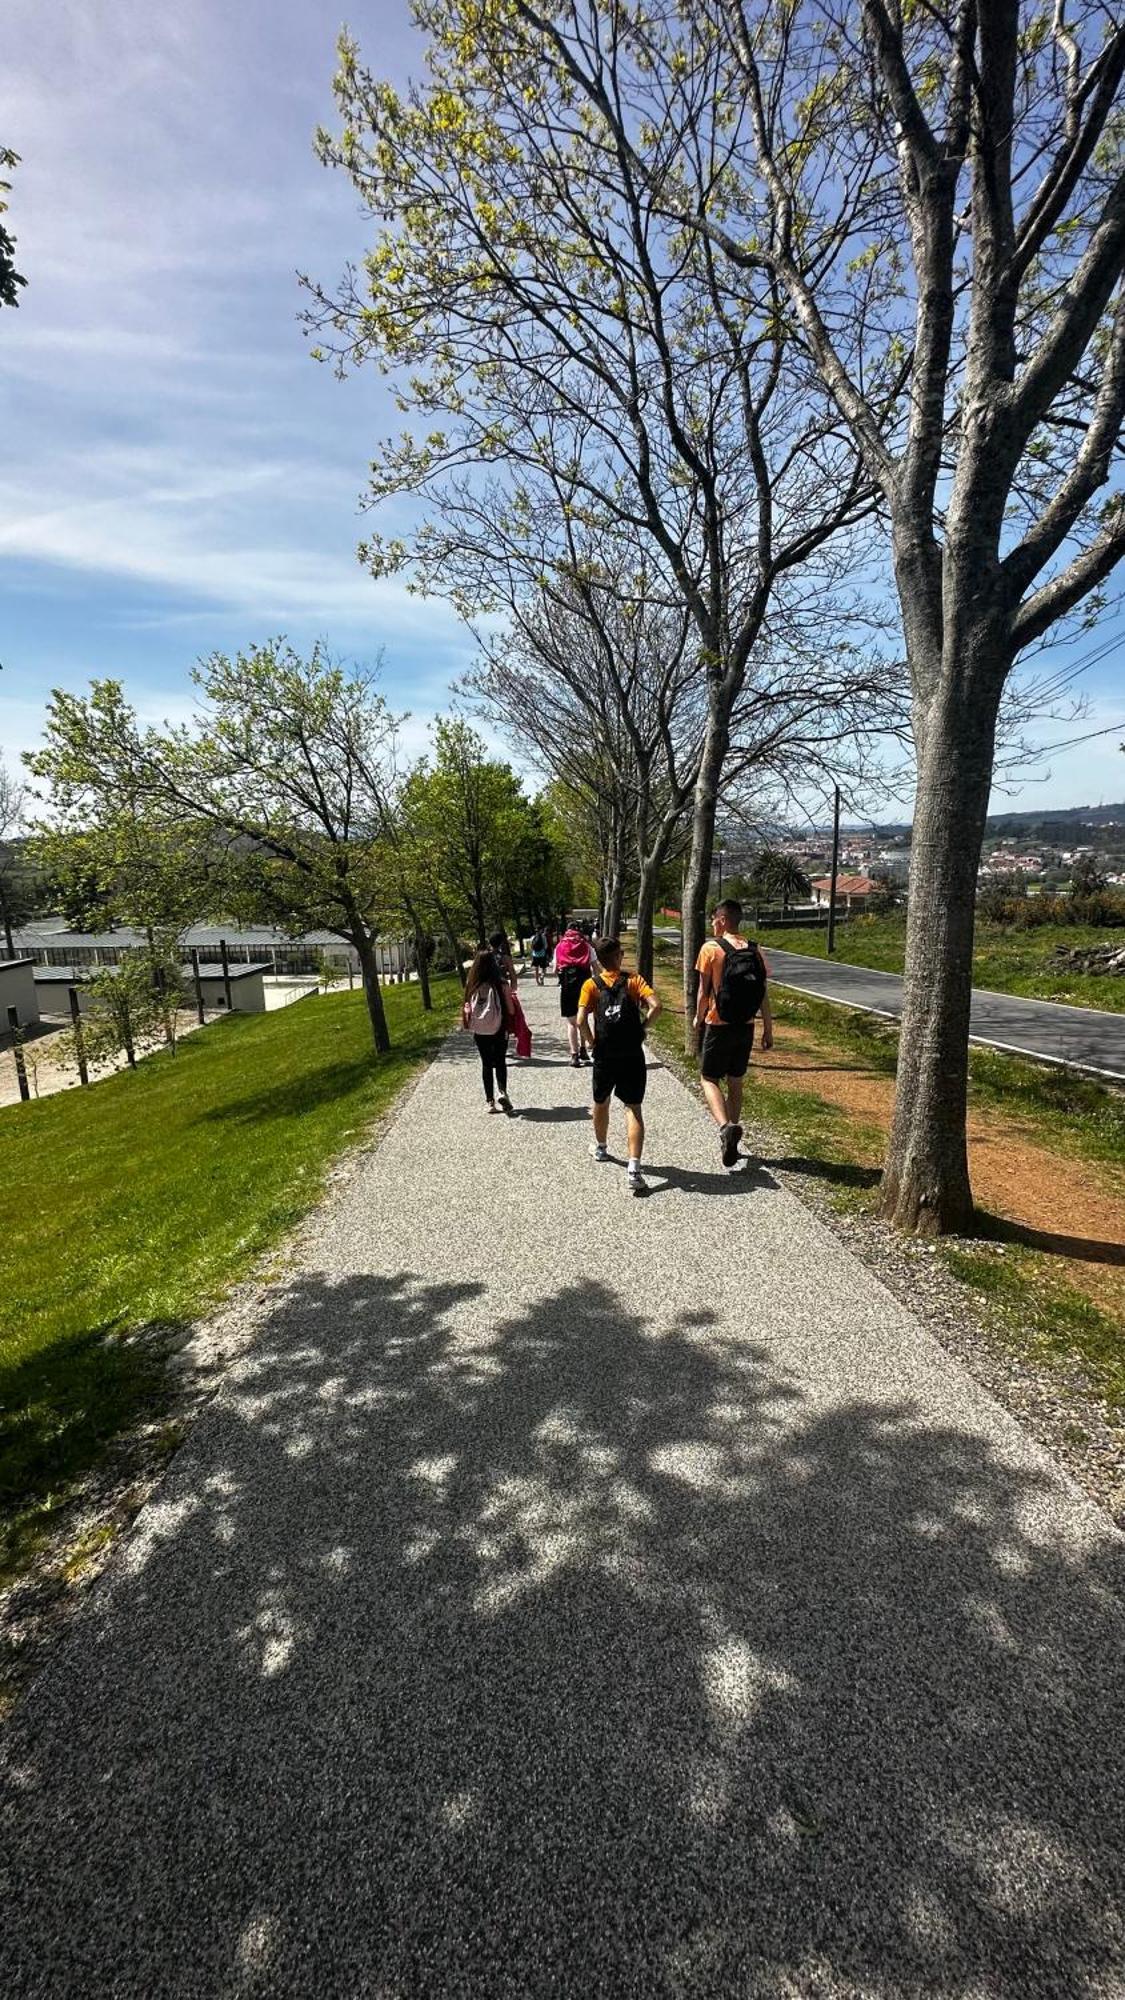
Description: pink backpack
465,983,503,1035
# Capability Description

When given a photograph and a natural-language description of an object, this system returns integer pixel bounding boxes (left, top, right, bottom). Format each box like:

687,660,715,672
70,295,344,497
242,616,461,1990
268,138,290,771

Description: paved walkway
763,947,1125,1079
3,979,1124,1998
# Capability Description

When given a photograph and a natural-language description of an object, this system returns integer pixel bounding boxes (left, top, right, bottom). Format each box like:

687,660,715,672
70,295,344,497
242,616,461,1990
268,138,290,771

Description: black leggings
474,1028,508,1101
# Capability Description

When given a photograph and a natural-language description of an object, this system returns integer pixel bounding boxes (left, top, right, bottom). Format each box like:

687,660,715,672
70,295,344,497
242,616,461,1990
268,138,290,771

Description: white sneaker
590,1142,609,1163
627,1165,649,1197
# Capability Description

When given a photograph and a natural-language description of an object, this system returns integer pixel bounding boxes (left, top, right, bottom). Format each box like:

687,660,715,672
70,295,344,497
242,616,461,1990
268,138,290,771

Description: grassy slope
0,978,459,1582
755,915,1125,1013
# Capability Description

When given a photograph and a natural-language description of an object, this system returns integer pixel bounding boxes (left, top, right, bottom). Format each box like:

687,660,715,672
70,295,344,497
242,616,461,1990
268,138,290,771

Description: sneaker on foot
590,1142,609,1162
498,1093,513,1114
578,1048,590,1064
628,1165,649,1196
571,1053,581,1068
487,1100,499,1114
721,1121,743,1168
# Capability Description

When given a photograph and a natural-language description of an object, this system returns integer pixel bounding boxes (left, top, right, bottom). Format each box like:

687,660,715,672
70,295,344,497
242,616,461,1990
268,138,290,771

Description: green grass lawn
755,915,1125,1013
0,978,459,1585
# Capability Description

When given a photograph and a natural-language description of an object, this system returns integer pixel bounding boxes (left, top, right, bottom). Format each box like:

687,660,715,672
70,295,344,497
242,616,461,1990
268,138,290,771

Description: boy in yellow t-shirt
577,937,661,1196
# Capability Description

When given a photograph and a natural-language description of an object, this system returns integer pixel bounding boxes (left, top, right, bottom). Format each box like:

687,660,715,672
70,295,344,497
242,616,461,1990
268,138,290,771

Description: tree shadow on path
2,1272,1123,1998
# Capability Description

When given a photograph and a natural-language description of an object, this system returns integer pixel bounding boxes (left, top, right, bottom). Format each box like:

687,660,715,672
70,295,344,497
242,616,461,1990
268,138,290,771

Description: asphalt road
2,978,1123,1997
761,947,1125,1079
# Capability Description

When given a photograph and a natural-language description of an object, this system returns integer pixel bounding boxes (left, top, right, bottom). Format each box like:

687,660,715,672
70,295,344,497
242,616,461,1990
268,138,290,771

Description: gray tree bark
354,933,391,1054
881,650,1005,1234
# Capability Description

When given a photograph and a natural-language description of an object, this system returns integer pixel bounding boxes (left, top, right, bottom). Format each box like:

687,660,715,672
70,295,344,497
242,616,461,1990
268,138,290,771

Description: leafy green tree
55,952,184,1077
744,848,811,915
28,685,214,1041
30,650,413,1056
1069,854,1109,899
402,719,542,947
0,147,26,310
0,759,37,954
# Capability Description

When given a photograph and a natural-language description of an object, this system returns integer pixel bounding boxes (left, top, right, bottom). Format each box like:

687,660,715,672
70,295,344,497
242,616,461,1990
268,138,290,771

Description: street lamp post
826,787,842,955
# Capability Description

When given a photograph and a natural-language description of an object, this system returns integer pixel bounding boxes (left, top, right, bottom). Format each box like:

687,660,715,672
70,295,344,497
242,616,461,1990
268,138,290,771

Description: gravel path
2,978,1124,1998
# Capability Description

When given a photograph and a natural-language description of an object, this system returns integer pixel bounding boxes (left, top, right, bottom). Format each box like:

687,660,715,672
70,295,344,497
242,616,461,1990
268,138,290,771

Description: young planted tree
30,651,409,1056
307,0,878,1044
28,686,214,1043
681,0,1125,1231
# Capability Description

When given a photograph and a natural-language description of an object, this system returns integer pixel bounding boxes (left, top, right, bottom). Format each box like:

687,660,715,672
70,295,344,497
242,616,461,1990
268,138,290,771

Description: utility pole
826,786,841,956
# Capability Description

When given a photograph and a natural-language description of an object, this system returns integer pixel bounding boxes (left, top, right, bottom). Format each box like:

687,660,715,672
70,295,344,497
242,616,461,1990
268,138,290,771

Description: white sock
628,1159,640,1175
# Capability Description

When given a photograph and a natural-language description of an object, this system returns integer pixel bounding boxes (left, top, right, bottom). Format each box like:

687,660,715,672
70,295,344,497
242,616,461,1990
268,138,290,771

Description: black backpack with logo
593,972,644,1053
715,937,766,1026
559,962,586,1009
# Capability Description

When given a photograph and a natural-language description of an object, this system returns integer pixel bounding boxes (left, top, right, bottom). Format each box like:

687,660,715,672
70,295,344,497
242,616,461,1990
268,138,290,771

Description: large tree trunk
880,665,1003,1235
634,859,660,984
605,867,624,939
2,896,14,958
355,935,391,1053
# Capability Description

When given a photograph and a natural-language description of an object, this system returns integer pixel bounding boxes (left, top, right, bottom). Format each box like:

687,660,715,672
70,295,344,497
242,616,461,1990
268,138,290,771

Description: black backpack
593,971,644,1053
559,962,586,1006
715,937,766,1026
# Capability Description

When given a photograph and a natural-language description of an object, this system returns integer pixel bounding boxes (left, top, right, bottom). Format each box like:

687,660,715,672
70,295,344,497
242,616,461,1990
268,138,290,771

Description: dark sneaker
571,1053,581,1068
498,1093,513,1115
721,1122,743,1168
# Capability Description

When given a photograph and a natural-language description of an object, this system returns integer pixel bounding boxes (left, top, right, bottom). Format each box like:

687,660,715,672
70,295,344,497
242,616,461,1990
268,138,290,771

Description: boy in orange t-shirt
694,898,773,1168
577,937,661,1195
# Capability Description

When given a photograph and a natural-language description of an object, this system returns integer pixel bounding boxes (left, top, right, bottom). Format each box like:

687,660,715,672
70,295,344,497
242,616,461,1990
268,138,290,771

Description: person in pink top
550,921,598,1066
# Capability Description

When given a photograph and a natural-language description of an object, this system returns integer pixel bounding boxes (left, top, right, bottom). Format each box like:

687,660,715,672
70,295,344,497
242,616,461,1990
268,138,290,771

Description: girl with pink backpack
461,948,516,1113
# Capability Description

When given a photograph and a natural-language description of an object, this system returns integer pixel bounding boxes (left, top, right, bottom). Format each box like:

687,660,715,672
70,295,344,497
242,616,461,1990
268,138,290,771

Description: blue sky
1,0,1122,814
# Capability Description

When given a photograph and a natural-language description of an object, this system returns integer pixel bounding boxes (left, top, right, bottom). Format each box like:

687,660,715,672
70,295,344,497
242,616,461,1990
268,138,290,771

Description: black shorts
700,1022,753,1082
592,1055,647,1106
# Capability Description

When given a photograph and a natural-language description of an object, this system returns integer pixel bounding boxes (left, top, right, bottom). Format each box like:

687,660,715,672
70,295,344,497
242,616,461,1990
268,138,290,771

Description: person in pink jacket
550,922,598,1066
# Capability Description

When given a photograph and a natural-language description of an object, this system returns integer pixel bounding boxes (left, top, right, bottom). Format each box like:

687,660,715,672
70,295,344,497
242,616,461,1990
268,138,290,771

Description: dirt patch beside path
756,1027,1125,1321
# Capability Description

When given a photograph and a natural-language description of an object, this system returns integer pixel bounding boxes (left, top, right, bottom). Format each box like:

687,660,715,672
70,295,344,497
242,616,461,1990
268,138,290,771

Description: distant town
759,800,1125,896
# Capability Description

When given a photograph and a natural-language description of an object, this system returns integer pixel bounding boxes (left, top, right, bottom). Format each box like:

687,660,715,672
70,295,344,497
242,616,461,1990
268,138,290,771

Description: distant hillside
983,801,1125,836
808,801,1125,841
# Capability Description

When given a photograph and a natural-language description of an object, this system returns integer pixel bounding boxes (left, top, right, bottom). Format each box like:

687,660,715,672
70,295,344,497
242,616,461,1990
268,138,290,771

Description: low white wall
198,969,267,1014
1,959,40,1028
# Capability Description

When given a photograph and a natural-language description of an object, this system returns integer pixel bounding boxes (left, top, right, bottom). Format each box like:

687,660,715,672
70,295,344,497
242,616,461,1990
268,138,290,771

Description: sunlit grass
0,979,458,1583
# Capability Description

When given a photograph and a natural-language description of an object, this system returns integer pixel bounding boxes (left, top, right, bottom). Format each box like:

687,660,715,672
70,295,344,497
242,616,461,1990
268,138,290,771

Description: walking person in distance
551,920,596,1066
529,926,549,986
693,899,773,1168
577,937,661,1196
462,948,516,1114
